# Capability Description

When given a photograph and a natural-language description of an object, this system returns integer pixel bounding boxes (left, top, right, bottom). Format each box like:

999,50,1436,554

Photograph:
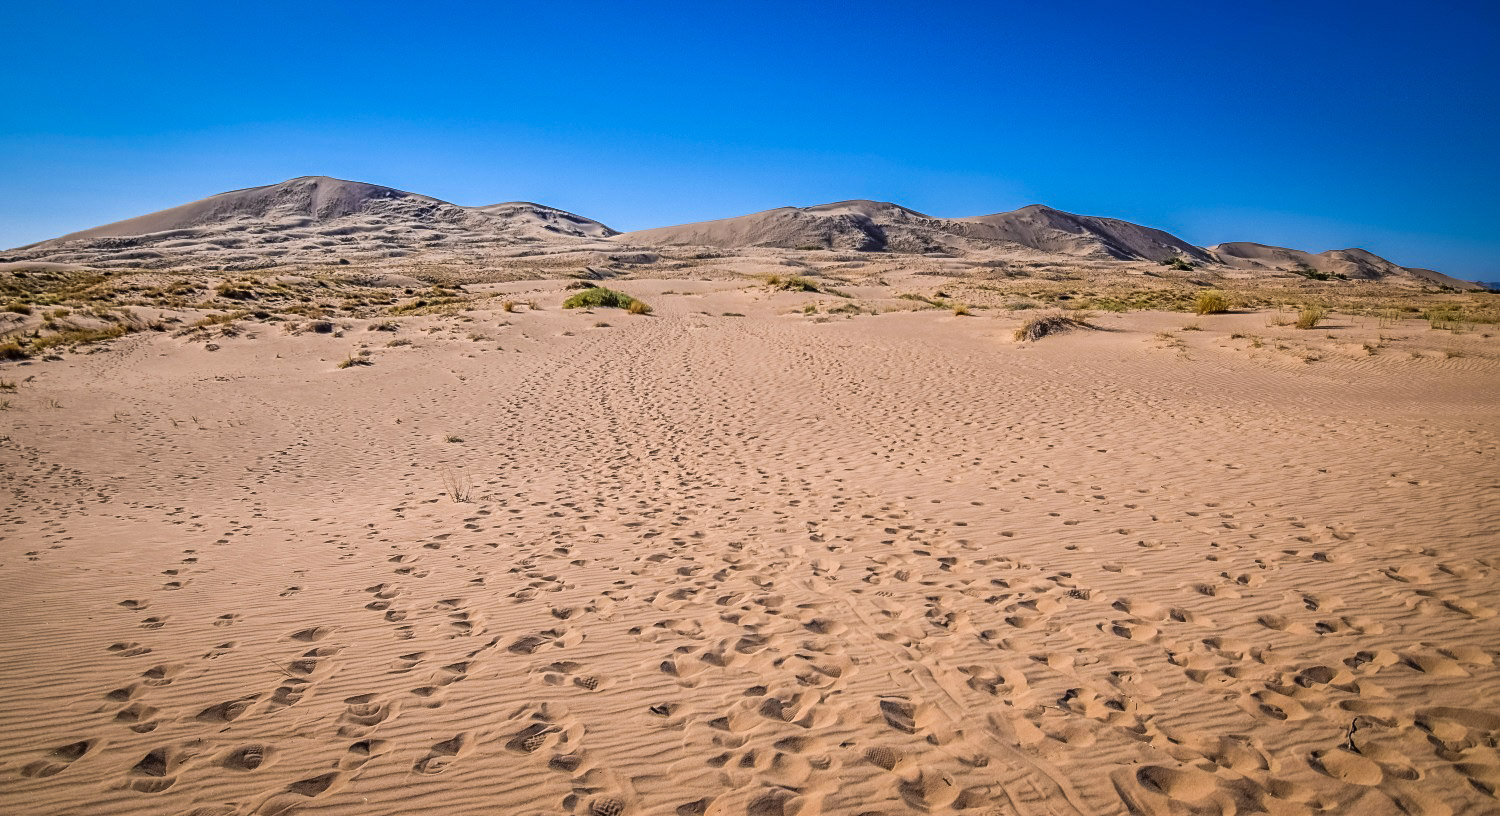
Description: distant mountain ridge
2,176,1478,288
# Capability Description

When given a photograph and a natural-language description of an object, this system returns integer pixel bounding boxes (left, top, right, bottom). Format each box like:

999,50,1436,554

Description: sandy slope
1,287,1498,815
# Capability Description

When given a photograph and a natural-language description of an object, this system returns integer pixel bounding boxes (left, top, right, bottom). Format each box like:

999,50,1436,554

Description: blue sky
2,1,1496,279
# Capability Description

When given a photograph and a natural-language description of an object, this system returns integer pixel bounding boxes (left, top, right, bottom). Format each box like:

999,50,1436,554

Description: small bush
443,469,472,502
1295,306,1328,330
562,287,648,312
765,275,821,292
1161,257,1195,271
0,342,28,360
3,302,33,315
1194,290,1230,315
626,299,652,315
337,352,373,369
952,304,972,316
501,300,517,312
1014,311,1096,342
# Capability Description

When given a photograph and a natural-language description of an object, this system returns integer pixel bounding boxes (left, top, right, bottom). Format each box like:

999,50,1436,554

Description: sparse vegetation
1194,290,1230,315
1161,256,1195,271
501,300,518,313
1013,311,1096,342
952,304,972,316
1295,306,1328,330
444,434,464,443
0,342,27,360
765,274,821,293
337,351,373,368
562,286,649,312
442,469,473,502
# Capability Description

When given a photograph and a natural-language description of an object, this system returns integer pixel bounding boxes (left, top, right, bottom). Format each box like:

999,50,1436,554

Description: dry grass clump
30,324,130,352
626,299,652,315
0,341,30,360
442,470,473,502
1013,311,1096,342
952,304,972,316
337,351,373,369
1194,290,1230,315
501,300,518,313
1295,306,1328,330
765,274,821,293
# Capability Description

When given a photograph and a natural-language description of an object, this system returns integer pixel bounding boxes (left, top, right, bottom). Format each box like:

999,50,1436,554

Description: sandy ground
1,282,1498,816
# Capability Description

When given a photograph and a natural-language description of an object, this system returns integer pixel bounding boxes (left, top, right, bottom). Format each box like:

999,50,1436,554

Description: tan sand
1,284,1498,815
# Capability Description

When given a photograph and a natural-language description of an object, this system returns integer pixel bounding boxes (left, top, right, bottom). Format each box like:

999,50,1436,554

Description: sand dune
1,277,1497,815
4,177,1476,289
1209,242,1477,289
9,177,618,273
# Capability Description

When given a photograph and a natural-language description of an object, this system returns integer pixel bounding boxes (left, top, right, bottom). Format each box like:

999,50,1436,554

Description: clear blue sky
2,1,1497,279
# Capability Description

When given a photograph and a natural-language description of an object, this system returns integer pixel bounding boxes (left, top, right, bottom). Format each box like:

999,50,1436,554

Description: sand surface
2,284,1498,815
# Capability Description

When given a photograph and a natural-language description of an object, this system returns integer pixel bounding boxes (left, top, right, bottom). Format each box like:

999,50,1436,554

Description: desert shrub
626,299,652,315
501,300,517,313
952,304,971,316
3,302,33,315
1161,257,1195,271
1014,311,1096,342
0,342,27,360
562,287,647,311
765,275,821,292
1194,290,1230,315
1295,306,1328,330
337,352,373,369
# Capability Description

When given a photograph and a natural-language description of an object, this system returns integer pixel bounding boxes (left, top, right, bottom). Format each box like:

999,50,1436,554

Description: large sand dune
3,177,1479,289
2,280,1497,815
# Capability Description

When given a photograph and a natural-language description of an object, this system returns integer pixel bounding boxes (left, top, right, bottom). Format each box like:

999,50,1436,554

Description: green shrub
562,287,648,311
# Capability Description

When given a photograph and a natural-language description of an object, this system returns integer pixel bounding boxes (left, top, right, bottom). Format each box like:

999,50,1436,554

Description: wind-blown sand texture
2,281,1497,815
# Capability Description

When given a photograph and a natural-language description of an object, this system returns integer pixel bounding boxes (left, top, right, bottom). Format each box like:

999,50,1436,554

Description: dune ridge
2,176,1479,289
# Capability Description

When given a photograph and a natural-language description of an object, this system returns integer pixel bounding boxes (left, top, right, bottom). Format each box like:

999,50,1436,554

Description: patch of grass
385,338,412,347
1295,306,1328,330
952,304,972,316
1181,322,1202,331
765,274,821,293
501,300,518,313
802,303,818,315
337,352,373,369
626,299,652,315
3,302,34,315
0,342,28,360
368,320,399,332
190,311,247,329
1013,311,1096,342
444,434,464,443
721,312,745,317
0,379,14,390
1160,257,1195,271
1445,349,1465,359
1194,290,1230,315
31,324,130,351
562,286,648,312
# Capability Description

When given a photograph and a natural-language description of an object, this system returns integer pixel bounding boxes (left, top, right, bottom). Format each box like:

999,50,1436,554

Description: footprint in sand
20,739,97,778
